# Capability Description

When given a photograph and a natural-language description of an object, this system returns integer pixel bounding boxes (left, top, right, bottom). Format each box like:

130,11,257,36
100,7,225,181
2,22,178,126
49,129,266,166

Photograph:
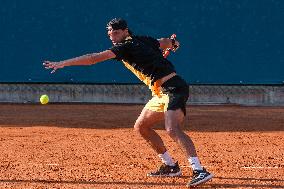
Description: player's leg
164,108,198,157
164,108,213,187
161,75,213,186
134,107,165,154
134,97,181,177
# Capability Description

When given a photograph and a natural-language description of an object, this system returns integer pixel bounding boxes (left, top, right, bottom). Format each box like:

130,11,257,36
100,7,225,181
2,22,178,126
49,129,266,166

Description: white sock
158,151,175,166
188,157,203,171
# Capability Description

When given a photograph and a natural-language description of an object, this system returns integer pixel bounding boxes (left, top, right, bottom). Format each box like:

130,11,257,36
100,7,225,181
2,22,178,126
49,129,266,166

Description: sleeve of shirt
109,43,128,61
138,36,160,50
147,36,160,49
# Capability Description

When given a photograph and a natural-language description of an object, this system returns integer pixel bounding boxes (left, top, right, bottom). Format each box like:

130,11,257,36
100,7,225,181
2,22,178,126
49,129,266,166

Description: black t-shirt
109,35,176,84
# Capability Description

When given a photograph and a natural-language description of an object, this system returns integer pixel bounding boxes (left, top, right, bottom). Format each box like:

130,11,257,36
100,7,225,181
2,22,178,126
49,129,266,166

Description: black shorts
161,75,189,115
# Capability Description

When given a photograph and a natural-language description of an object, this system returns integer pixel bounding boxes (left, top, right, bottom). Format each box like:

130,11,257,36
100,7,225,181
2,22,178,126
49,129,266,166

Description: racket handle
163,50,170,58
163,34,177,58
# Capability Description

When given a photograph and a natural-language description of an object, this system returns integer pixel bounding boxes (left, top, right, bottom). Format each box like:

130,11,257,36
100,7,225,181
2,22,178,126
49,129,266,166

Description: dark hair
106,18,133,35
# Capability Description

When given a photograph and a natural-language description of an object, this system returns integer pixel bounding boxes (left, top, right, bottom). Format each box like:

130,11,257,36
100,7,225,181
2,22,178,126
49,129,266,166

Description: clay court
0,104,283,188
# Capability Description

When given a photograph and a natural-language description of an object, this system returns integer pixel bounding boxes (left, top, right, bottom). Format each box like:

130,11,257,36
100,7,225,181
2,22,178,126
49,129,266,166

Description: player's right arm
158,34,180,58
158,38,180,51
43,50,116,73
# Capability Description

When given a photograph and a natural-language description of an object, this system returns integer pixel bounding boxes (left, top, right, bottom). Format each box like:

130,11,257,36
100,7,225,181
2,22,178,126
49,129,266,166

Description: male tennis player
43,18,213,187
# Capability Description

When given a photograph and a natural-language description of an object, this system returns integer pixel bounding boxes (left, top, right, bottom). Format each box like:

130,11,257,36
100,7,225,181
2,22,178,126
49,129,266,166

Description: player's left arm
43,50,116,73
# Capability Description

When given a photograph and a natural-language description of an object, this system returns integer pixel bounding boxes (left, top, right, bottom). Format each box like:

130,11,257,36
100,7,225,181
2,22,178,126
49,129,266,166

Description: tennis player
43,18,213,187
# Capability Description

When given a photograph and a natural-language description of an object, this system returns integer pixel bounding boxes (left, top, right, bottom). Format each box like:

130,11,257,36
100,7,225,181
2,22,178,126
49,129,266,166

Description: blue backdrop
0,0,283,84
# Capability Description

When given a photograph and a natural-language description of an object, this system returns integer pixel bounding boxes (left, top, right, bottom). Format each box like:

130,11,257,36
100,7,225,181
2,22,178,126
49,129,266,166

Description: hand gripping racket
163,34,179,58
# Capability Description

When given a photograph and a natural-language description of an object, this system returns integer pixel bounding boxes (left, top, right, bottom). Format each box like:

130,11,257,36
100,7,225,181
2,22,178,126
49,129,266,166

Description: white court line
26,163,282,170
241,166,280,169
181,165,282,169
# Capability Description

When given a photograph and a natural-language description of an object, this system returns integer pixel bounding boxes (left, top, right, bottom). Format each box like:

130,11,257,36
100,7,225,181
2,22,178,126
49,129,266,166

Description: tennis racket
163,34,179,58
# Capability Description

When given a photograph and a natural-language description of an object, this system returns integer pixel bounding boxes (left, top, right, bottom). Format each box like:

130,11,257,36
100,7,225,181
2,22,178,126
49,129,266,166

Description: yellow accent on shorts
145,93,169,113
121,60,169,112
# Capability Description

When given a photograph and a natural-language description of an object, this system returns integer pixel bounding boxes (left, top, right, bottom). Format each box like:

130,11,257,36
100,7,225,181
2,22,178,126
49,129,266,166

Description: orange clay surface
0,104,283,189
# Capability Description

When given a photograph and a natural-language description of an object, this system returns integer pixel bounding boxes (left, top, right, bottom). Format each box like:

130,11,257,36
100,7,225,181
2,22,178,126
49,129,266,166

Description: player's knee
166,128,176,138
165,126,180,139
134,120,149,135
133,122,141,133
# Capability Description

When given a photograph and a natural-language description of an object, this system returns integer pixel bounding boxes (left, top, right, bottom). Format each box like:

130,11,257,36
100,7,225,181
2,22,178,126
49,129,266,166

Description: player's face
107,28,128,45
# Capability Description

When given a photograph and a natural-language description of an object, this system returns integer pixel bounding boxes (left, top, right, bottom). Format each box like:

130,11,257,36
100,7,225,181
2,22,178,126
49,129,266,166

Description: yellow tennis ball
40,94,49,105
